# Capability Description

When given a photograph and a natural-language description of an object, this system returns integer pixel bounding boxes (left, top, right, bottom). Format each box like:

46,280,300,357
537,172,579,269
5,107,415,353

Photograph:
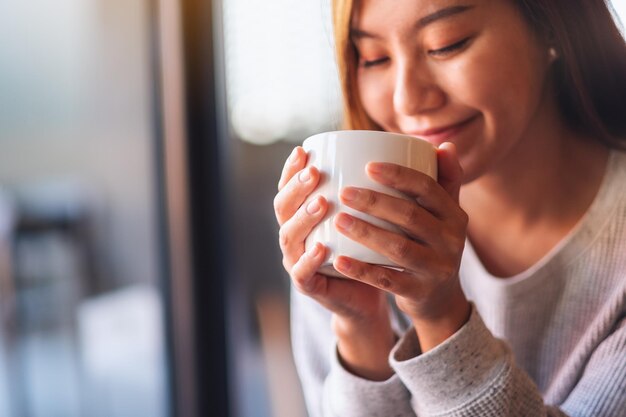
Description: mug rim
303,129,435,150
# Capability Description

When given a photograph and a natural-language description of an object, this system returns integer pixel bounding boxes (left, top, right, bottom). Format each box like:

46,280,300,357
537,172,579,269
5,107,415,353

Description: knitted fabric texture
291,150,626,417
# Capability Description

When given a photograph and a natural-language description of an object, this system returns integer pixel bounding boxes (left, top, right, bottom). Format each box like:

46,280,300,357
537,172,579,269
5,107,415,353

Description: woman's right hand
274,146,397,380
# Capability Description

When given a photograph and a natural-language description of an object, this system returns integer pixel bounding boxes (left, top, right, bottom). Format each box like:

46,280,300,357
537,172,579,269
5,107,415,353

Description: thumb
437,142,464,203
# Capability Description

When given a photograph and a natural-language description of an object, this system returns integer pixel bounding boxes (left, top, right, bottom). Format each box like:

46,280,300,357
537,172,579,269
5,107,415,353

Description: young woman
273,0,626,415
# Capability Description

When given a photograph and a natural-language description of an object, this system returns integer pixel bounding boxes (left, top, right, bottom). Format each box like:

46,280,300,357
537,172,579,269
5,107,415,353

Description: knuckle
292,271,315,294
351,263,365,280
291,274,307,293
376,271,393,290
402,203,420,226
278,227,290,250
390,238,412,260
453,229,467,248
438,263,457,282
273,193,280,211
282,256,291,272
365,190,378,207
353,221,370,239
273,194,285,219
441,228,465,252
452,237,466,255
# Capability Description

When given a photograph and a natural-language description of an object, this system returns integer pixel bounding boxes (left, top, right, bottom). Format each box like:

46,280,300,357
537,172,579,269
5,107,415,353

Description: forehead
351,0,482,33
350,0,534,47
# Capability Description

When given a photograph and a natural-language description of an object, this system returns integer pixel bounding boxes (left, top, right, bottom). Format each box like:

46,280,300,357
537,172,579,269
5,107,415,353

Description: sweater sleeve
389,305,625,417
559,315,626,416
291,287,415,417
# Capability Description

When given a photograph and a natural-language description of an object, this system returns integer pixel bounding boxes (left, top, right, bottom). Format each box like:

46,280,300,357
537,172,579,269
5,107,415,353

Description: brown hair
332,0,626,147
332,0,380,130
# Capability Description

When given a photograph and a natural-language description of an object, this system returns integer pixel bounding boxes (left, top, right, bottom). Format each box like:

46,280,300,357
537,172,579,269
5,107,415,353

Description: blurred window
222,0,342,144
0,0,168,416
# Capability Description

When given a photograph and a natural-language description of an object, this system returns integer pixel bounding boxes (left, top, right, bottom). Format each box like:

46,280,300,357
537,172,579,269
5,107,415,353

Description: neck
460,108,610,277
463,134,607,223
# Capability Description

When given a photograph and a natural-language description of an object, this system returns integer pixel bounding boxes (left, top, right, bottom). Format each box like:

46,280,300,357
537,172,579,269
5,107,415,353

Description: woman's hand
274,146,396,380
332,143,471,352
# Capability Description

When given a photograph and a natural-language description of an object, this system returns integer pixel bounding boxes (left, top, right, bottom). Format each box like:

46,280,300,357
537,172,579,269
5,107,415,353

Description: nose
392,60,446,116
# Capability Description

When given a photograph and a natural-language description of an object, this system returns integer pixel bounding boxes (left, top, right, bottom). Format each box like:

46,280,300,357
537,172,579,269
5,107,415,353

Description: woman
273,0,626,415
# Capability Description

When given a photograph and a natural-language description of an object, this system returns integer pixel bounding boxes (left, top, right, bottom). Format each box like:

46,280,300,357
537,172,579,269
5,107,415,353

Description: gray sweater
291,150,626,417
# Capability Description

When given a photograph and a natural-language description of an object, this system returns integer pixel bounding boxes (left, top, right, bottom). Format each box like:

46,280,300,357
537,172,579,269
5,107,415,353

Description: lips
406,114,479,145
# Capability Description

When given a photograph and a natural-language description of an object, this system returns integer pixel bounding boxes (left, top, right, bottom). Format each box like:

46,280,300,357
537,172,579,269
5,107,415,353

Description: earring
548,47,559,61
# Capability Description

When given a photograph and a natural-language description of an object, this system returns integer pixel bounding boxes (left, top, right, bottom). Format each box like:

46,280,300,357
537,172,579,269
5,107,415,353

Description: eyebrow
350,4,474,40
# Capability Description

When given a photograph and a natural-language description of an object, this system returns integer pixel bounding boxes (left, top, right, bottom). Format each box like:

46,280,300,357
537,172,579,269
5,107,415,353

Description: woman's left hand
332,142,471,352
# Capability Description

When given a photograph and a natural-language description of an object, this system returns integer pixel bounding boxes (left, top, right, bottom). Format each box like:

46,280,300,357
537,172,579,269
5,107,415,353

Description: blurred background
0,1,624,417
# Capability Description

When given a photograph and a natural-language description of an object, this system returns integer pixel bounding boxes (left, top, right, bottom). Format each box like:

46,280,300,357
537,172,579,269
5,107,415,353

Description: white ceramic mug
302,130,437,278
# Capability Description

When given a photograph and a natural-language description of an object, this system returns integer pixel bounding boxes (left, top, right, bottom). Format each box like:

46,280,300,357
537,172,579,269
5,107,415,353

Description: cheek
444,47,546,141
438,54,547,180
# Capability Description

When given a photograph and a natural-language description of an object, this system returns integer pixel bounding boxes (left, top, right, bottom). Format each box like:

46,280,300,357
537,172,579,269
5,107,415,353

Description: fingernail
306,198,321,214
342,187,359,201
289,148,299,164
335,256,351,271
335,213,354,230
299,168,311,183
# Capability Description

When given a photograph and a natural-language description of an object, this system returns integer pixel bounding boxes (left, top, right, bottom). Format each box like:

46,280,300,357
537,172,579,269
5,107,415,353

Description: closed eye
428,37,471,57
361,57,389,68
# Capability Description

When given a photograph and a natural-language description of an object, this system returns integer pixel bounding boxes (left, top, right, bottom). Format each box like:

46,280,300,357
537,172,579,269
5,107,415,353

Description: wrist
411,291,471,353
332,314,396,381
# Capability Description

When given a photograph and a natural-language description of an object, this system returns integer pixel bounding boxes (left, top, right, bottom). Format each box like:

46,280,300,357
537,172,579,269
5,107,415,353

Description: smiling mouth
408,115,479,145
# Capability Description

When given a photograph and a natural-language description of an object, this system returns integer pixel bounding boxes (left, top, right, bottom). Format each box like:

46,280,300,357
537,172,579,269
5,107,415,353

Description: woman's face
352,0,555,182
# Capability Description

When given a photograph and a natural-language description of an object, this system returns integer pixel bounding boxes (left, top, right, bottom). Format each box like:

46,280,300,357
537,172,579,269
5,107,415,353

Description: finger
273,165,320,226
290,243,328,294
334,212,431,271
333,256,418,297
278,147,306,191
437,142,464,203
279,195,328,265
339,187,436,242
366,162,453,220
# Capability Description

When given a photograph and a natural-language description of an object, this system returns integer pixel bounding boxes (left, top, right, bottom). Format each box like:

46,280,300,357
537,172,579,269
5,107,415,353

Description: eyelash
361,57,389,68
428,37,471,57
360,37,471,68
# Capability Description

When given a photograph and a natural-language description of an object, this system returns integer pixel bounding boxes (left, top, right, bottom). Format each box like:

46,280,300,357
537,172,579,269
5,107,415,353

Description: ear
548,46,559,63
